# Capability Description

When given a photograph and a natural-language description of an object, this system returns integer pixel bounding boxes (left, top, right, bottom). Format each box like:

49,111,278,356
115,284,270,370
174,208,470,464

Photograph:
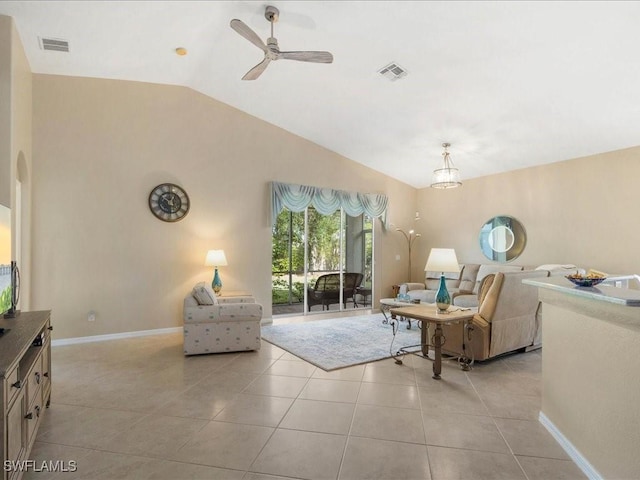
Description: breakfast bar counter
524,275,640,307
524,276,640,479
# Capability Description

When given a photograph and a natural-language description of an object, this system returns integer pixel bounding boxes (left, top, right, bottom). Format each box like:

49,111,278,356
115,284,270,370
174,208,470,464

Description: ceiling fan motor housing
266,38,279,59
265,5,279,22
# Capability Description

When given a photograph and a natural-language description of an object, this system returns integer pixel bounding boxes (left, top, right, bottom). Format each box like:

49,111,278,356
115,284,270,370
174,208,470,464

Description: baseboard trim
52,327,182,346
538,412,603,480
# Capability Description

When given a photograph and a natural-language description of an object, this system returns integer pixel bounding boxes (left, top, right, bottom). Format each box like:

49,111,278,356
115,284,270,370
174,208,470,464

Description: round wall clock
148,183,190,222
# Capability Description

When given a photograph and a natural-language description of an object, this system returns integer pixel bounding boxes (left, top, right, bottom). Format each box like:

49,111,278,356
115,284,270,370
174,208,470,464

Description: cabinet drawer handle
35,405,41,418
43,372,49,378
47,326,53,331
35,372,41,384
11,380,22,389
24,412,33,420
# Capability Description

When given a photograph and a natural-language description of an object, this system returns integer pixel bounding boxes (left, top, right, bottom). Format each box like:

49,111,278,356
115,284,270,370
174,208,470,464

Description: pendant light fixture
431,142,462,189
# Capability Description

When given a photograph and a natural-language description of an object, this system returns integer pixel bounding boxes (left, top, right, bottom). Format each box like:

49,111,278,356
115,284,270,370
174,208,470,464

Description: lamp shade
204,250,228,267
424,248,460,273
431,166,461,189
431,143,462,189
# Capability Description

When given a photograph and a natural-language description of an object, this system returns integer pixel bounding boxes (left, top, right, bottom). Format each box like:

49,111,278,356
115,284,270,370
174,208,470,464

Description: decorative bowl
565,274,606,287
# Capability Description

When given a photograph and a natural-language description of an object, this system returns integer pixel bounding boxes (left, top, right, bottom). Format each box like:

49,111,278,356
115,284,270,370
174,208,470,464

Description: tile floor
26,314,588,480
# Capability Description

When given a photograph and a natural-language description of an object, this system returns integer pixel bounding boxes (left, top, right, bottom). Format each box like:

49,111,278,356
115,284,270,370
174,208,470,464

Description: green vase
435,274,451,312
212,268,222,294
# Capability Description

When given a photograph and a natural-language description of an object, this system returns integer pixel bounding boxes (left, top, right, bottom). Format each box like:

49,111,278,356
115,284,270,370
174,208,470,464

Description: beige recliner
436,269,550,361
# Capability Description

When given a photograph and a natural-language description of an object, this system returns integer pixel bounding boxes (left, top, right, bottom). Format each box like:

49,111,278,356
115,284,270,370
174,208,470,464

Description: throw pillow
192,282,218,305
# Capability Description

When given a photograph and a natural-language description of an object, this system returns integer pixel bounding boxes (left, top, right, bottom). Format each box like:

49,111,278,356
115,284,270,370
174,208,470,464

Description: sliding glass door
272,207,373,316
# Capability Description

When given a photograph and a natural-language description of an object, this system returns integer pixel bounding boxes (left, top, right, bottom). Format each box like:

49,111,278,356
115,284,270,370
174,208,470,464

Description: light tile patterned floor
25,318,588,480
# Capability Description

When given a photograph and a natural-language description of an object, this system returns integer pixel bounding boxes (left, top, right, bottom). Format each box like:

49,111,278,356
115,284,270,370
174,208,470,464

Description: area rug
260,314,421,371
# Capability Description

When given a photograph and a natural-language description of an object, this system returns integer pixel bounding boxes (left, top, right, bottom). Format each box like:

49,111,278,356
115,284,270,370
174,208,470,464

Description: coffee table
389,305,476,379
379,297,418,328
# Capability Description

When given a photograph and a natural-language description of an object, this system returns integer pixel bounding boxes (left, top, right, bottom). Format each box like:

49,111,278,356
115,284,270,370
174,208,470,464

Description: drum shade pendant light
431,143,462,189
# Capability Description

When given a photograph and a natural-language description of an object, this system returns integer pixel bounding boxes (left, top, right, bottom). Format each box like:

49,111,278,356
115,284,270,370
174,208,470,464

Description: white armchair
183,282,262,355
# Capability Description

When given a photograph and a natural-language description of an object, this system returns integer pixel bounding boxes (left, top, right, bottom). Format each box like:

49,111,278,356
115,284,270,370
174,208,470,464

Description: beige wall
539,289,640,479
0,16,10,208
416,148,640,276
10,18,32,310
32,74,416,339
0,15,33,308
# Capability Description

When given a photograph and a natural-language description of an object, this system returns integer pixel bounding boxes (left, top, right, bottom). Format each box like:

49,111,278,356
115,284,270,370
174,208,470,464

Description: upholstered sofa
400,263,580,308
183,282,263,355
401,263,522,308
307,272,364,311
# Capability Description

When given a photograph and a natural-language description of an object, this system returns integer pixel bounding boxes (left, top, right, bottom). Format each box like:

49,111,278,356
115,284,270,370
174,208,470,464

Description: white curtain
271,181,388,227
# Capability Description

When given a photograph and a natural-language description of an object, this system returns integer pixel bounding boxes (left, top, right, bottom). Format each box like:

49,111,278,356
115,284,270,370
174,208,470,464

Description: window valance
271,181,388,226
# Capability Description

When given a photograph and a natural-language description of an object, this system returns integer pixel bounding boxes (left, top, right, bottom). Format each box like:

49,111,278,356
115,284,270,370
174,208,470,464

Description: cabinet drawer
41,339,51,403
26,354,43,409
6,364,21,406
6,389,26,467
24,401,42,448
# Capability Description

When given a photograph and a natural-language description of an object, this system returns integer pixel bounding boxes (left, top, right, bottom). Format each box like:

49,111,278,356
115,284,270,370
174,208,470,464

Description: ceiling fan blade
279,51,334,63
230,19,268,53
242,58,271,80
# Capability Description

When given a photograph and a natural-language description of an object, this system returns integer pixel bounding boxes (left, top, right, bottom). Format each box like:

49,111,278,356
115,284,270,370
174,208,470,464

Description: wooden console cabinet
0,311,52,480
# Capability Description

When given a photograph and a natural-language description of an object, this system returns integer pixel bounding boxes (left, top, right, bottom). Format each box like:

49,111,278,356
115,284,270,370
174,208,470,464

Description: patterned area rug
261,313,422,371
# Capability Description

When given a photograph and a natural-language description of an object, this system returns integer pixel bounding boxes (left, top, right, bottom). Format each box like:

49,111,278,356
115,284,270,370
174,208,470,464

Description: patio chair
307,272,364,311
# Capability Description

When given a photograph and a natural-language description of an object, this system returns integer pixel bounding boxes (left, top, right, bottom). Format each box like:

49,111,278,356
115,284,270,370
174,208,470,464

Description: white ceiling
2,1,639,188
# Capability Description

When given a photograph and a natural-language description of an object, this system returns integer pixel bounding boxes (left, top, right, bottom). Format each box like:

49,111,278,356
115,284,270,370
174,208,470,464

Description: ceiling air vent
378,62,407,81
39,37,69,52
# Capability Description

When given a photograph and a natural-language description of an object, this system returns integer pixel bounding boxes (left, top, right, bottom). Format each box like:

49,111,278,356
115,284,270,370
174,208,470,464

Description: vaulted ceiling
2,1,639,187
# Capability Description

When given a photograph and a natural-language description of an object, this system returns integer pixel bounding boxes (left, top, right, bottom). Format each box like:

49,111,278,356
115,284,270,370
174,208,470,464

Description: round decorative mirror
479,215,526,262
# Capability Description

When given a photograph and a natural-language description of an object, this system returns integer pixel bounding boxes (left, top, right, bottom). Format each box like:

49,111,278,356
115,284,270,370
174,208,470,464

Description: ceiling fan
230,5,334,80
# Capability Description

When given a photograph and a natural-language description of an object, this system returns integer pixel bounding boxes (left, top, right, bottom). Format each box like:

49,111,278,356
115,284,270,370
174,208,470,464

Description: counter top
0,310,51,376
523,276,640,306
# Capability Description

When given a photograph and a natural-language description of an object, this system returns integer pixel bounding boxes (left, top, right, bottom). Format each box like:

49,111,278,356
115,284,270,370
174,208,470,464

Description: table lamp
424,248,460,313
205,250,228,294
